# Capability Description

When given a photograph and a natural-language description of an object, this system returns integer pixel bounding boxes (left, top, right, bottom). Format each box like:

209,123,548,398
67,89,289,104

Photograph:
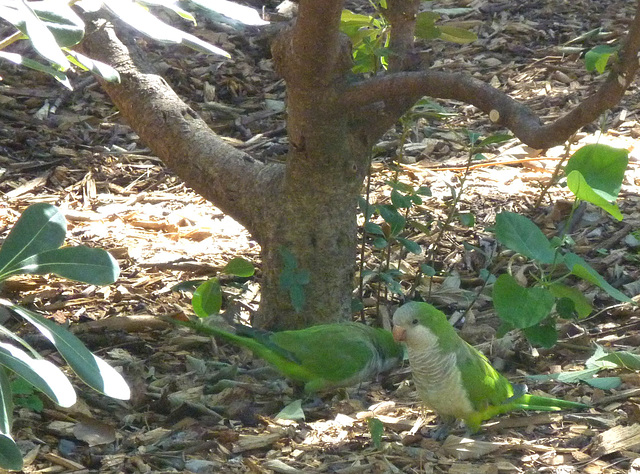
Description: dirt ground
1,0,640,472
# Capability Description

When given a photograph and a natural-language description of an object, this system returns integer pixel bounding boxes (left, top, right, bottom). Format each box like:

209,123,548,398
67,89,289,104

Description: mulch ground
1,0,640,472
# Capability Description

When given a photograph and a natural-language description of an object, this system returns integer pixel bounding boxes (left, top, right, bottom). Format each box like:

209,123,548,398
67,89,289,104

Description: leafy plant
492,143,631,347
0,203,128,470
340,1,477,74
0,0,267,88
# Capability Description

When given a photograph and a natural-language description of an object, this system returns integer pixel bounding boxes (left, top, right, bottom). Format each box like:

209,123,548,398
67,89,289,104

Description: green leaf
65,49,121,83
420,264,436,277
415,11,441,39
0,52,71,88
563,252,631,302
548,283,592,318
457,212,475,227
566,172,623,221
0,367,23,470
0,435,22,471
0,203,66,278
0,1,69,69
565,144,628,197
492,274,555,328
373,237,388,249
380,272,403,295
477,134,513,147
0,342,76,407
289,284,305,313
584,45,618,74
378,205,406,236
494,212,557,264
397,237,422,254
438,25,477,44
4,302,131,400
9,246,119,285
585,377,622,390
138,0,197,24
102,0,230,57
390,189,412,209
276,399,305,421
364,222,385,236
555,297,577,319
598,352,640,370
367,417,384,449
192,278,223,317
416,186,432,196
523,322,558,348
222,257,255,277
30,0,85,47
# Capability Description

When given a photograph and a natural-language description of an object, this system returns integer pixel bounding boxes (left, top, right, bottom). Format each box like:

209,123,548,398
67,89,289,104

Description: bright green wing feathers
454,342,513,412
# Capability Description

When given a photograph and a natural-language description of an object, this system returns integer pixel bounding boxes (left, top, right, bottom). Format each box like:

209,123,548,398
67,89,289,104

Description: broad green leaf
416,186,432,196
386,181,414,194
438,25,477,44
598,352,640,370
380,272,403,295
0,434,22,471
378,205,405,236
30,0,85,47
9,246,119,284
0,342,76,407
585,377,621,390
222,257,255,277
276,399,305,421
563,252,631,302
548,283,592,318
494,212,557,264
0,0,69,69
565,144,628,197
373,237,388,248
523,322,558,348
391,189,412,209
415,11,440,39
103,0,230,57
4,302,131,400
566,172,623,221
65,49,121,83
555,297,576,319
364,222,385,236
397,237,422,254
192,278,222,317
492,274,555,328
584,45,618,74
457,212,475,227
367,417,384,449
0,203,66,278
0,51,71,88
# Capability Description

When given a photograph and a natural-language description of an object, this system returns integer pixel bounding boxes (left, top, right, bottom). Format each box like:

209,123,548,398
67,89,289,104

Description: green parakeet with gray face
392,302,587,435
172,318,403,394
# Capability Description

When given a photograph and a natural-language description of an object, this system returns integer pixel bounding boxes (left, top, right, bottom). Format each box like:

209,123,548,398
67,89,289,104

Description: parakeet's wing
271,323,397,384
454,341,513,411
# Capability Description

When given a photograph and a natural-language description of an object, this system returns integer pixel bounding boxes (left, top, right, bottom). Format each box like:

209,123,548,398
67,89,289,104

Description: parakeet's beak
392,326,406,342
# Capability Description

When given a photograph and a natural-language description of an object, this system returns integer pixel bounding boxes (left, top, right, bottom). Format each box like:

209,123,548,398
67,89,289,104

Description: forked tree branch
343,0,640,149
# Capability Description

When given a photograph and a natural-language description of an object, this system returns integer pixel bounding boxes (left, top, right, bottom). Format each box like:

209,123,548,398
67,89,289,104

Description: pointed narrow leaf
10,246,119,285
0,435,23,471
30,0,85,47
563,253,631,302
65,49,121,83
397,237,422,254
0,367,13,437
495,212,557,264
0,203,66,276
103,0,230,57
0,343,76,407
0,51,71,87
222,257,254,277
192,278,222,317
4,303,130,400
188,0,268,26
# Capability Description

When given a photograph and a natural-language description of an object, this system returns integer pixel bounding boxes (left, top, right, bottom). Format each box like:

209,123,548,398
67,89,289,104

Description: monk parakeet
392,302,587,435
172,318,403,394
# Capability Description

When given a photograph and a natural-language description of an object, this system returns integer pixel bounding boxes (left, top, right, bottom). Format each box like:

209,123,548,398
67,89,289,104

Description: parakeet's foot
431,424,450,441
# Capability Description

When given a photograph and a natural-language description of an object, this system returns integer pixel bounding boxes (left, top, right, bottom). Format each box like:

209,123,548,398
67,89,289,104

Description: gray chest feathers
407,327,474,419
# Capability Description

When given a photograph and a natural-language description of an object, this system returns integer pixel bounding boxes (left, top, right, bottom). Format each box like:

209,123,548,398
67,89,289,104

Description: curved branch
78,21,283,242
344,0,640,149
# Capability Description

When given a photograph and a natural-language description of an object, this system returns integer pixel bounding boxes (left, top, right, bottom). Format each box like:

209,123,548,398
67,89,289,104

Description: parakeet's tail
514,394,588,411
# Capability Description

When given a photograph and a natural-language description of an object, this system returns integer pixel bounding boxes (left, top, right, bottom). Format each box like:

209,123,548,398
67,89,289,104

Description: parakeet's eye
412,319,418,325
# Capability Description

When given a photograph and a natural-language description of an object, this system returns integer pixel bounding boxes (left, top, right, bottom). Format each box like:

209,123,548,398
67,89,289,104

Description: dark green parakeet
392,302,587,434
174,318,403,394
